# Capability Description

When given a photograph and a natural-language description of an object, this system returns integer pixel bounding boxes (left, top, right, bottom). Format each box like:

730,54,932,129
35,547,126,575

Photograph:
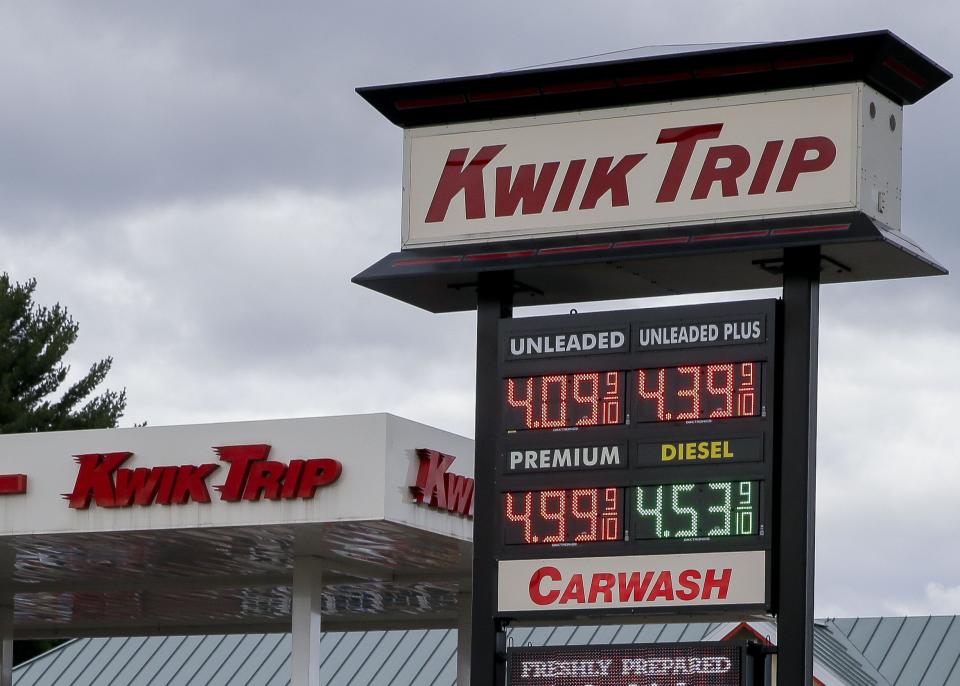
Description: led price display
508,643,743,686
633,481,759,540
503,487,623,545
635,362,760,423
505,371,625,431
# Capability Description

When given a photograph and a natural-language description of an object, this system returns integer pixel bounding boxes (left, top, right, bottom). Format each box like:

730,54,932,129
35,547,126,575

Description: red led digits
707,363,735,418
503,487,624,545
675,366,701,420
506,378,534,429
602,487,621,540
602,371,621,424
635,362,762,422
504,491,533,542
504,372,626,431
637,368,667,420
540,490,567,543
572,373,599,426
737,362,757,416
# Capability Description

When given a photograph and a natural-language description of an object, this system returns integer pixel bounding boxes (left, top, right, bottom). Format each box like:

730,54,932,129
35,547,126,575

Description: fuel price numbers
636,362,760,423
502,481,759,545
503,487,622,545
505,372,625,431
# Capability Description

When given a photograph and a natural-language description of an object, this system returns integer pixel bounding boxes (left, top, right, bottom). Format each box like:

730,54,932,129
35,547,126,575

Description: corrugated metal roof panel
15,617,960,685
918,617,960,685
877,616,930,682
897,616,953,684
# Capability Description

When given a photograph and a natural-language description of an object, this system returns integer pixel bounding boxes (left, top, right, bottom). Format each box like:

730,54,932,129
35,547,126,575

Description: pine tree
0,273,126,433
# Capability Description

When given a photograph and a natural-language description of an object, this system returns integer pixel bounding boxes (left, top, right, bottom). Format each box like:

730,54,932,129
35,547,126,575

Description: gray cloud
0,0,957,621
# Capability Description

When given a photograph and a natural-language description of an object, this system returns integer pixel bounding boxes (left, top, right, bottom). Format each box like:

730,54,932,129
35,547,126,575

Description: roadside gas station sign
356,30,951,686
494,300,777,618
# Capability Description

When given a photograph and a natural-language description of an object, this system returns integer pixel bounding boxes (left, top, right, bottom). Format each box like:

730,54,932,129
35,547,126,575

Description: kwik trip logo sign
64,445,342,509
508,644,742,686
410,448,474,517
405,88,858,246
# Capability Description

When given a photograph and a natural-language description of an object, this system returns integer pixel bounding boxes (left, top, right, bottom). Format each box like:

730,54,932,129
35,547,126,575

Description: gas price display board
495,300,778,620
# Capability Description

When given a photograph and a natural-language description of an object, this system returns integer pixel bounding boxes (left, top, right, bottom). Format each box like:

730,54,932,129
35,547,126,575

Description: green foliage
0,273,126,433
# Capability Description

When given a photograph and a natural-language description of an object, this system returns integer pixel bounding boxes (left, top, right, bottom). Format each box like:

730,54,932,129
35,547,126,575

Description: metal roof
358,31,951,128
16,617,960,685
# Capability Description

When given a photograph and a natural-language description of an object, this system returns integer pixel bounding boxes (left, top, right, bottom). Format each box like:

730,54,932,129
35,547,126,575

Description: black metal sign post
472,271,513,686
776,247,821,684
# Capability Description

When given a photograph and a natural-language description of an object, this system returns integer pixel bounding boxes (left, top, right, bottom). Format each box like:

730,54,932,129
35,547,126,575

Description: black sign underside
353,213,945,313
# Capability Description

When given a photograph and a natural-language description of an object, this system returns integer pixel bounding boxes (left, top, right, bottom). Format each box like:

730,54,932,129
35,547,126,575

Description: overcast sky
0,2,957,620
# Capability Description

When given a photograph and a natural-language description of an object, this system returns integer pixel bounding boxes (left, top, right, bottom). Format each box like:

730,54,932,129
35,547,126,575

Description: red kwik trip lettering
171,464,218,504
445,473,475,517
777,136,837,192
114,465,164,507
65,452,133,509
296,459,342,499
242,460,286,501
495,162,560,217
65,445,341,509
701,567,732,600
692,145,751,199
214,444,272,502
748,140,784,195
529,566,562,605
656,123,724,202
552,159,587,212
153,466,180,505
411,448,475,517
425,145,506,222
579,154,646,209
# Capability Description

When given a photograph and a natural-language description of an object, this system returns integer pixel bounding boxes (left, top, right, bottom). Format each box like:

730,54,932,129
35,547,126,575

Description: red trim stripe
392,255,462,267
395,94,466,111
770,223,850,237
541,80,616,95
614,236,690,248
618,71,693,86
692,229,769,242
538,243,612,255
0,474,27,495
883,57,927,88
695,63,772,78
774,53,855,70
464,250,536,261
468,87,540,103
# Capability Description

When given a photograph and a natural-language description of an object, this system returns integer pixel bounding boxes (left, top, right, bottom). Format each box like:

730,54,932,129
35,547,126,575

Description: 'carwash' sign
507,643,746,686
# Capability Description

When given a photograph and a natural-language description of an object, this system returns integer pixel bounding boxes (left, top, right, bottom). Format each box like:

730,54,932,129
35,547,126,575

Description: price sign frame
495,299,779,620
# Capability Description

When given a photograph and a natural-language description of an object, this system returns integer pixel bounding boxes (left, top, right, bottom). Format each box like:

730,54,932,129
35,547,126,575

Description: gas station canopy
0,414,474,638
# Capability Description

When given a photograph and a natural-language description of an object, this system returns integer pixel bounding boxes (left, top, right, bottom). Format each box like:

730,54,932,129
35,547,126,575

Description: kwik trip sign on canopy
403,83,898,247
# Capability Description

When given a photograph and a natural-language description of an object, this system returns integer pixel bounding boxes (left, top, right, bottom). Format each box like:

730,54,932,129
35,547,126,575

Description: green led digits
632,481,759,540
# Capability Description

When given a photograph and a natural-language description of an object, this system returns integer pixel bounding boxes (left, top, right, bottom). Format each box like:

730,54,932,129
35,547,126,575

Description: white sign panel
403,83,901,247
0,414,474,540
497,550,765,613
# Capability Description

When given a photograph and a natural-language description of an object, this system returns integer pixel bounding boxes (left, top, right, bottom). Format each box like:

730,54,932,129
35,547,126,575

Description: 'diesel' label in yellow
636,437,762,466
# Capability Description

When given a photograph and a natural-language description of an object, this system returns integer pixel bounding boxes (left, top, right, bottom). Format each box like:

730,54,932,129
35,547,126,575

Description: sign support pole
777,246,820,685
471,270,513,686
